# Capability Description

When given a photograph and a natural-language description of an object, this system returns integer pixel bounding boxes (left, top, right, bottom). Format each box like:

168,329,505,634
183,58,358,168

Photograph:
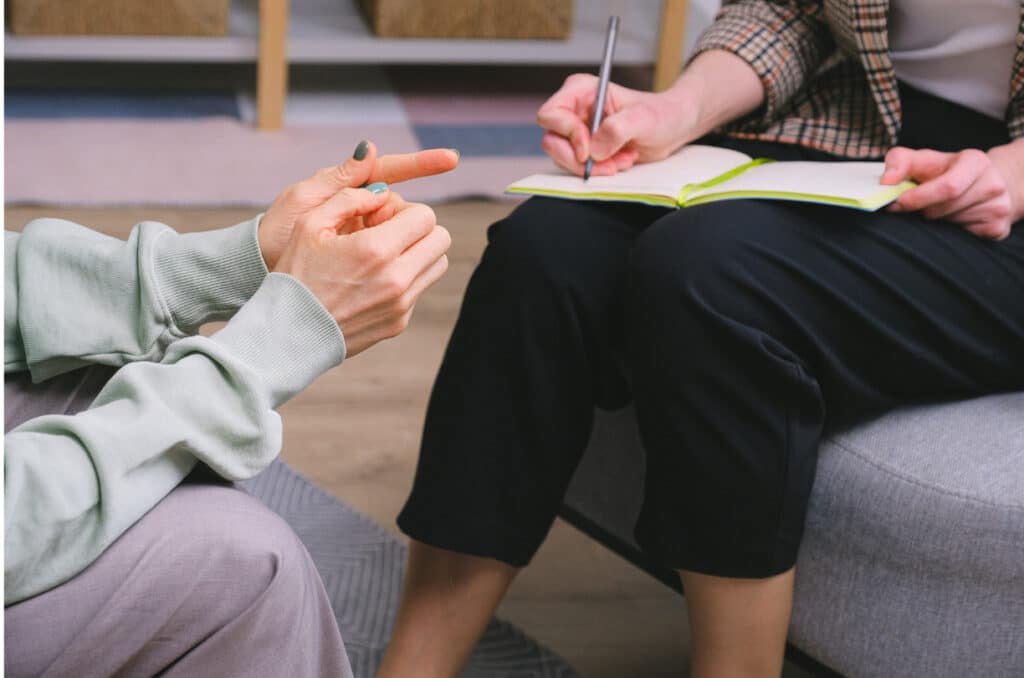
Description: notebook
506,144,914,211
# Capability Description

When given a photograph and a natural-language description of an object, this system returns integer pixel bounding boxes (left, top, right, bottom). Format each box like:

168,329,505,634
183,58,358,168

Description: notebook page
690,161,893,203
507,145,752,200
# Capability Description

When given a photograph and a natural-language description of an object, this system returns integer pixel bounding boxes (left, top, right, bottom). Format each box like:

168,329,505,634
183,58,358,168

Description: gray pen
584,15,620,181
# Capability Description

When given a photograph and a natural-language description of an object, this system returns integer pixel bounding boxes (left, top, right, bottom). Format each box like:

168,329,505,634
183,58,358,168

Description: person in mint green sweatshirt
4,141,458,678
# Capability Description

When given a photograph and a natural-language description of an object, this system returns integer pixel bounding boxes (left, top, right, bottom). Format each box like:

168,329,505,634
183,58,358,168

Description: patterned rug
242,460,580,678
5,64,655,208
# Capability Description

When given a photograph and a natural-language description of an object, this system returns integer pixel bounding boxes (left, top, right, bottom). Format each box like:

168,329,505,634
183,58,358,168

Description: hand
259,141,459,269
536,73,698,177
273,186,451,358
881,141,1024,241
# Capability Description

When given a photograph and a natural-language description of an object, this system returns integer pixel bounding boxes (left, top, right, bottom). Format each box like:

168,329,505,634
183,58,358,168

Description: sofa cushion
792,393,1024,677
563,393,1024,676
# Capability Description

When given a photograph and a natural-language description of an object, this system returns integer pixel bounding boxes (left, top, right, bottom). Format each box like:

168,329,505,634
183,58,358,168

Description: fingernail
353,140,370,160
451,148,461,160
366,181,388,194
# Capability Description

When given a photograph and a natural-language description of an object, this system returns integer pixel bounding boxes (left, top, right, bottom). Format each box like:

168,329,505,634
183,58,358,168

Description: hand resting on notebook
882,141,1024,240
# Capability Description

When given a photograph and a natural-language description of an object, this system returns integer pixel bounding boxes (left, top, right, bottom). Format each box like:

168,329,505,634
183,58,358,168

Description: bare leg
378,540,518,678
681,567,795,678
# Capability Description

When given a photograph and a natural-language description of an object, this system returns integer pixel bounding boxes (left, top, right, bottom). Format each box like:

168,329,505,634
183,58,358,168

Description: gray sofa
561,394,1024,677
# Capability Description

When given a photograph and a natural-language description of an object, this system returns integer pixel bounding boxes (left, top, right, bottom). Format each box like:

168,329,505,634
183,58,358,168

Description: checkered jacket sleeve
1009,12,1024,139
690,1,834,122
688,1,1023,158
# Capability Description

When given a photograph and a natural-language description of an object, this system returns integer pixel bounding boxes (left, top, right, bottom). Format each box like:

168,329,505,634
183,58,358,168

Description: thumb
297,184,392,237
881,146,912,185
311,140,381,196
590,106,645,162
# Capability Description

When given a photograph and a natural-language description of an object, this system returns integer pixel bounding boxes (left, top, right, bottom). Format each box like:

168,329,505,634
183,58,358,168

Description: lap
4,479,308,677
501,194,1024,416
485,195,662,285
507,192,1024,335
5,366,348,677
631,198,1024,415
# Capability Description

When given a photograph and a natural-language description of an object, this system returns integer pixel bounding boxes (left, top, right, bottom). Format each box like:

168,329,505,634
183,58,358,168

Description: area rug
4,65,574,207
4,61,665,208
242,460,580,678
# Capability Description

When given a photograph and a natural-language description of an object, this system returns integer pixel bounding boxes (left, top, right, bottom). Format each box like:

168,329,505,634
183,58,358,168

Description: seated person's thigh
5,482,324,677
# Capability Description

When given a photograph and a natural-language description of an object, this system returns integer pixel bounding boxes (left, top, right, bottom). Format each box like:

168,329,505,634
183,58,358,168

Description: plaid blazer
692,0,1024,158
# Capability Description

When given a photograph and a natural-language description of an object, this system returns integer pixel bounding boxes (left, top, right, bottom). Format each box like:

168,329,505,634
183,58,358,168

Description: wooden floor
6,202,813,678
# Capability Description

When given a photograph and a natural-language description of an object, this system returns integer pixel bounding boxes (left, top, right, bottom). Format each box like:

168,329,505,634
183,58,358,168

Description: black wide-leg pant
398,90,1024,578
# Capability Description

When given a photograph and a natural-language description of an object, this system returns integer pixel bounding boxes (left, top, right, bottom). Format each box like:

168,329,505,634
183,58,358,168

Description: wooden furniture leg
258,0,289,129
653,0,689,92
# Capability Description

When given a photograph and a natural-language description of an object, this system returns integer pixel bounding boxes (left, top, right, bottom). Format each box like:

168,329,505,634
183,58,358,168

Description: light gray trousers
5,366,354,678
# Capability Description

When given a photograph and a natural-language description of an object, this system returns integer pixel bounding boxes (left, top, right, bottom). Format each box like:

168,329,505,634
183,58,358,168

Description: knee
624,201,813,380
628,202,758,320
155,486,318,615
484,197,610,289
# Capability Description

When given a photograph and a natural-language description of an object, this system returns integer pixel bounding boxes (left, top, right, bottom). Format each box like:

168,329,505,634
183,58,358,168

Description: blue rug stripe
413,124,546,157
6,90,241,119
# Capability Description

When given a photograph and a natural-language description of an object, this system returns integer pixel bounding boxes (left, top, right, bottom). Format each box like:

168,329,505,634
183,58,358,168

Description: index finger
371,148,460,185
305,144,458,200
537,106,591,164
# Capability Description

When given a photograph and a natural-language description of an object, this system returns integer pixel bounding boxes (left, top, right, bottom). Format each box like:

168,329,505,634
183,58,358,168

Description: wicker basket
8,0,229,36
358,0,573,39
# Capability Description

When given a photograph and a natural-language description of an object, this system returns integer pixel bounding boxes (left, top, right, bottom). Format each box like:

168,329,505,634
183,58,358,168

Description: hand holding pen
536,16,710,179
536,16,639,179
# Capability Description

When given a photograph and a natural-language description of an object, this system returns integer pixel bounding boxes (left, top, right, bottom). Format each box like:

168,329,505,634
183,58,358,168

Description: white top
889,0,1019,120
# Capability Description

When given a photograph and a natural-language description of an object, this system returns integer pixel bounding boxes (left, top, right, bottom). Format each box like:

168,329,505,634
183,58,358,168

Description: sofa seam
824,435,1024,512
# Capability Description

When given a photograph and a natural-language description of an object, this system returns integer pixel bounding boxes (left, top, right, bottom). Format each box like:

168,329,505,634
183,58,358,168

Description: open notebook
507,144,914,211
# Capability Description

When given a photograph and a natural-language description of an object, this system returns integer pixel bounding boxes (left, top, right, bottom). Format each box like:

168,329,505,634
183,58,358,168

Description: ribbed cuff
212,273,345,408
154,216,269,334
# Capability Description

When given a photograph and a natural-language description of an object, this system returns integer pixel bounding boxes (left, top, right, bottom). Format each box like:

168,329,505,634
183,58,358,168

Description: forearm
664,49,766,143
681,0,832,128
4,273,343,604
5,216,267,381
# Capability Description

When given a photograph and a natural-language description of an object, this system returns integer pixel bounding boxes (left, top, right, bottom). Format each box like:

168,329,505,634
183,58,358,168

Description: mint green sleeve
5,272,346,604
5,216,268,380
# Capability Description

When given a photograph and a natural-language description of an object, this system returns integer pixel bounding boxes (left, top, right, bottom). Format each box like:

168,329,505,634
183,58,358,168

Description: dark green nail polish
366,181,388,194
353,140,370,160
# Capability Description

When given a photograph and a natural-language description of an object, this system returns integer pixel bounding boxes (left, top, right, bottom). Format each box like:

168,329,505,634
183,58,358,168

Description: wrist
257,214,273,268
211,272,344,408
659,74,706,146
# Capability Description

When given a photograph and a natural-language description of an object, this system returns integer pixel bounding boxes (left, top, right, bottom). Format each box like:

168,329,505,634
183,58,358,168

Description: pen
584,15,620,181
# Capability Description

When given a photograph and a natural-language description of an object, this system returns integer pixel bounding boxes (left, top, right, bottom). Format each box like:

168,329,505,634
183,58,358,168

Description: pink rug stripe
6,119,551,207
